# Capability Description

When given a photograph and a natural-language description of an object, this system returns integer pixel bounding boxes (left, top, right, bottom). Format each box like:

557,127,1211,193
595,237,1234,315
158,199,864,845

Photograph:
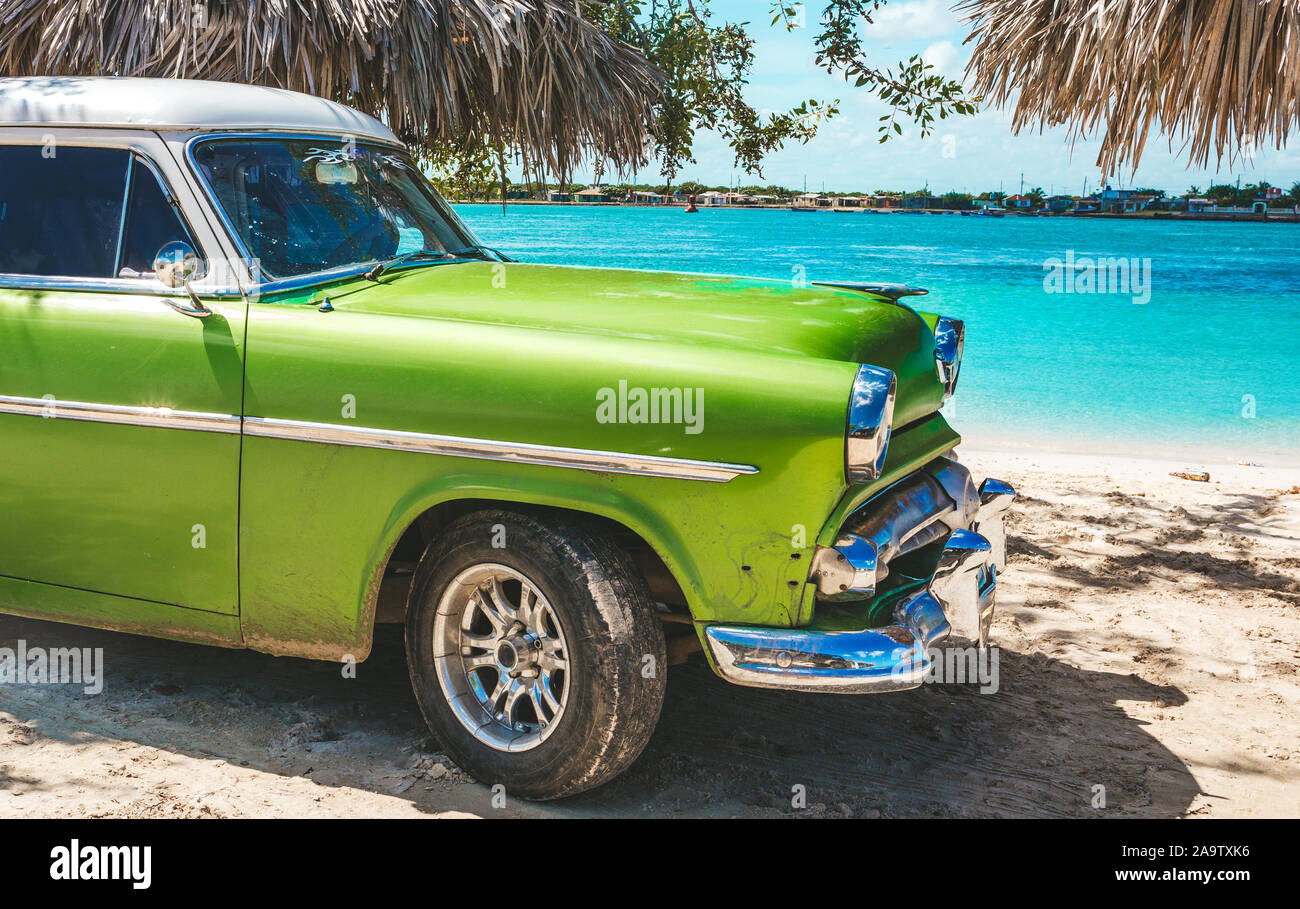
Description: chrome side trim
243,416,759,482
0,395,239,434
0,394,759,481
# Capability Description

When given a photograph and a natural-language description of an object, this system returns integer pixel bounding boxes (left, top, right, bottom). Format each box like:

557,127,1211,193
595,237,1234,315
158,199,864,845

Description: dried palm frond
0,0,659,173
960,0,1300,173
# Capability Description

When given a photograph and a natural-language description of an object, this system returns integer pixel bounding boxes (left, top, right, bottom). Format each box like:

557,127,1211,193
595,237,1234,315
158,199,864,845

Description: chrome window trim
0,139,238,296
0,394,759,482
247,263,377,297
0,273,244,298
112,154,134,277
121,151,204,276
182,129,406,151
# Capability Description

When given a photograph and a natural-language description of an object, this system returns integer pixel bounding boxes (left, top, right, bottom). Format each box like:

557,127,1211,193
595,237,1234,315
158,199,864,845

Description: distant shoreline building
494,178,1297,220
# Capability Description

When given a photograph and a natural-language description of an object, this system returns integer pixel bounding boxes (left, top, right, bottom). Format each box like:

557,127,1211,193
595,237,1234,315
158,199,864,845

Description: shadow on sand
0,609,1199,818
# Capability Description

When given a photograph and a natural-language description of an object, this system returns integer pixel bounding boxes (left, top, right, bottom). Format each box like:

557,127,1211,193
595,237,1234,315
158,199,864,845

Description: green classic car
0,77,1014,799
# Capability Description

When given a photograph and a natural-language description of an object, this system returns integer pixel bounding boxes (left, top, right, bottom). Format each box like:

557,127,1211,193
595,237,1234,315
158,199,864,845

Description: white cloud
920,40,963,78
867,1,962,42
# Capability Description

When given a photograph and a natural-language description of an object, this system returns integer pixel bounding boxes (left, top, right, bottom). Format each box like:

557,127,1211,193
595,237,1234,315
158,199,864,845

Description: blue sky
591,0,1298,194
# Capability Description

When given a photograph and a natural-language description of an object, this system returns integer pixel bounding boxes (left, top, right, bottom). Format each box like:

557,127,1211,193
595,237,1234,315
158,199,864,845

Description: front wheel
404,509,667,800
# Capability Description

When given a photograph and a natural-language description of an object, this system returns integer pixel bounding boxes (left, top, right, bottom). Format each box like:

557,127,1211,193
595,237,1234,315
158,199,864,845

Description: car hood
332,262,947,423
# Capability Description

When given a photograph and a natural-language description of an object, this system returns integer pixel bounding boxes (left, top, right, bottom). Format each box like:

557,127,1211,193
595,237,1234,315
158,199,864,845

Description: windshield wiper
365,244,515,281
364,248,452,281
446,245,514,263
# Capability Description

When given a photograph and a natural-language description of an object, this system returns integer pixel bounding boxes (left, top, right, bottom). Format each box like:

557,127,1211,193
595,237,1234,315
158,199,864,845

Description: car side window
117,160,198,278
0,145,129,277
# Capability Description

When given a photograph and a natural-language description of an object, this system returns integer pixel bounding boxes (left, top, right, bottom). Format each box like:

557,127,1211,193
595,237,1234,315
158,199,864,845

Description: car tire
404,508,668,800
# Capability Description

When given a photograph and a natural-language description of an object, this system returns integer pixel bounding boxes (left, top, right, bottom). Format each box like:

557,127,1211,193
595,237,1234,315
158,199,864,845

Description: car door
0,131,245,615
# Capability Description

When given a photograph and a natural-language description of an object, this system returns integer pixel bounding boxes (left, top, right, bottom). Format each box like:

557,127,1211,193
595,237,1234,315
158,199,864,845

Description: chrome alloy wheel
432,564,570,752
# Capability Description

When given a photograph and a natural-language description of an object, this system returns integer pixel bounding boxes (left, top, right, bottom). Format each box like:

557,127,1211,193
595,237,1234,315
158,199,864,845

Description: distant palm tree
0,0,660,177
961,0,1300,173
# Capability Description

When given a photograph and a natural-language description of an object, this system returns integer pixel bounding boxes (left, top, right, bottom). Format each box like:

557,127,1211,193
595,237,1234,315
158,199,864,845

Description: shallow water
457,204,1300,464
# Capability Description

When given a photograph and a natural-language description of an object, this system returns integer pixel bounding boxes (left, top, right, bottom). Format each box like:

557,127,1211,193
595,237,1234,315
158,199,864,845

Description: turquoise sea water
455,204,1300,464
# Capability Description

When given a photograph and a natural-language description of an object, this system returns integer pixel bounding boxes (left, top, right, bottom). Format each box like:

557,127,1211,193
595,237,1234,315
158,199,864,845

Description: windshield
191,137,478,280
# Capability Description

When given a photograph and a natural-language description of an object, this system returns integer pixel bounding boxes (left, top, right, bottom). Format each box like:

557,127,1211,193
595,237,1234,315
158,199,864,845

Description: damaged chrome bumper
808,458,1012,601
704,459,1015,693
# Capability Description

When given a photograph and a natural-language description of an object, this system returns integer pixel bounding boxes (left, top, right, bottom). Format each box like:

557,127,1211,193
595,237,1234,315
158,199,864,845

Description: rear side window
117,161,198,277
0,146,128,277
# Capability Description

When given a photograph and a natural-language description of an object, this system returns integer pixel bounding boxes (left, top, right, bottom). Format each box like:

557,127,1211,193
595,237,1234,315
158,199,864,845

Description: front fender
368,470,714,633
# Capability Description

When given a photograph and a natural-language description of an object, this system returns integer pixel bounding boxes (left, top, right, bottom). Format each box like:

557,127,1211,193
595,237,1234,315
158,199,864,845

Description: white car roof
0,77,399,144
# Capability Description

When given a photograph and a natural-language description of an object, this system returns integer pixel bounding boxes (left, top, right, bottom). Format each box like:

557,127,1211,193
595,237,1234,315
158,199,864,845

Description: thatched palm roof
961,0,1300,173
0,0,659,174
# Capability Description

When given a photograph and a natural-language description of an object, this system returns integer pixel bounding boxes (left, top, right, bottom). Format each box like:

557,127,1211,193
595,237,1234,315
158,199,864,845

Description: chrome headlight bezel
846,363,897,483
934,316,965,398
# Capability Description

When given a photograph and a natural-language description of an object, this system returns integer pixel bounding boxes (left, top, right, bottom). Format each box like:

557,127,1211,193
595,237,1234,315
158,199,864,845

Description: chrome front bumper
808,458,1012,601
704,460,1014,694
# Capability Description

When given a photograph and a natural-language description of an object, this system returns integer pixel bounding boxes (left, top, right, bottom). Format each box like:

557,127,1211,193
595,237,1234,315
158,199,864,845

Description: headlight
934,315,965,398
846,364,896,483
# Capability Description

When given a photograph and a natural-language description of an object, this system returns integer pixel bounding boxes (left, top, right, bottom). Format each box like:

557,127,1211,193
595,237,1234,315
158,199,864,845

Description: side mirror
153,241,213,318
153,240,207,287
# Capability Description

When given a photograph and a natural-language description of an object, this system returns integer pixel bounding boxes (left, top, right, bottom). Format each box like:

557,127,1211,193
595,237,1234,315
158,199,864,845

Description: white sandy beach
0,445,1296,817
